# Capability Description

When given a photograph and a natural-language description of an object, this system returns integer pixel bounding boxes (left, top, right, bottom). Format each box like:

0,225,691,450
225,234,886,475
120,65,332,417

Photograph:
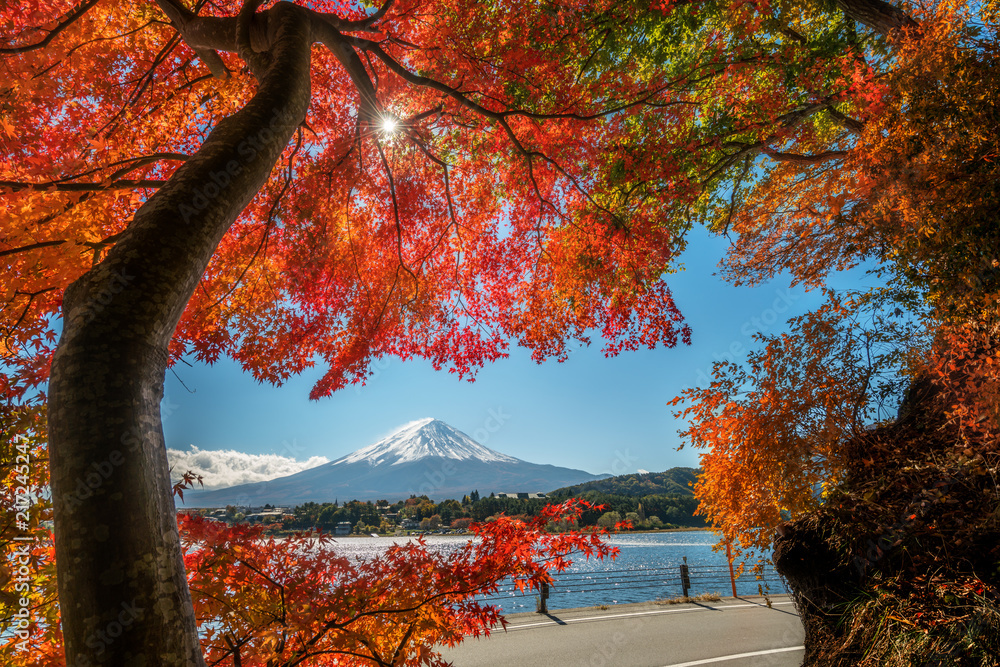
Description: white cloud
167,446,329,489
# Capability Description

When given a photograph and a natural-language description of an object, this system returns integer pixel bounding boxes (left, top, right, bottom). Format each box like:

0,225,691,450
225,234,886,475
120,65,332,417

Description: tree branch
153,0,229,78
362,40,683,124
760,147,849,165
0,179,166,192
702,102,835,185
0,240,67,259
2,288,58,350
834,0,918,37
375,137,420,304
317,0,395,31
237,0,271,78
0,0,100,55
388,622,417,667
0,152,189,194
311,23,380,124
826,107,865,134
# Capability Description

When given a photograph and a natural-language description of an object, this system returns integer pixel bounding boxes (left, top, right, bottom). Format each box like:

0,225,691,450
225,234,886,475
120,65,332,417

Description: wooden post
726,540,738,598
537,582,549,614
680,556,690,598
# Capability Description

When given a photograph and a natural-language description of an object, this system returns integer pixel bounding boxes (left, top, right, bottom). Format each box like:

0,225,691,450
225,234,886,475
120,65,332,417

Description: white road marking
658,645,805,666
506,601,796,630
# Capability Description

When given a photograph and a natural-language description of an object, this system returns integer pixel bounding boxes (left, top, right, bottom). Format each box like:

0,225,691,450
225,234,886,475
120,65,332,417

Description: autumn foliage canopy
0,0,707,405
4,0,716,663
4,0,1000,664
672,0,1000,553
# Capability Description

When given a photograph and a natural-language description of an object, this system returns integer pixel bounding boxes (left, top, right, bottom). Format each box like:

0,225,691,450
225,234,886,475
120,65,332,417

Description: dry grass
654,592,723,605
823,584,1000,666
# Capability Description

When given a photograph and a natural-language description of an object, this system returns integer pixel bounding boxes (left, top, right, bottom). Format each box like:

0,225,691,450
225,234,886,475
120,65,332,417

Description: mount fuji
180,418,606,506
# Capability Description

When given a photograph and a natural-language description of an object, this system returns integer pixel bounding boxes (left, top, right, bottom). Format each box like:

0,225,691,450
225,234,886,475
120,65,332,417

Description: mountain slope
180,419,604,506
547,467,700,498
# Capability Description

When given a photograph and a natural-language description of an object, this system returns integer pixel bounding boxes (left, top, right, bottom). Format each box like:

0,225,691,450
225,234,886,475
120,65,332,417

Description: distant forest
214,467,708,532
543,468,705,529
548,467,700,498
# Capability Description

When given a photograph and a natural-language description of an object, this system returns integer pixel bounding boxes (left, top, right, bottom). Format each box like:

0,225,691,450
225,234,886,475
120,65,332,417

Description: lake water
323,530,787,615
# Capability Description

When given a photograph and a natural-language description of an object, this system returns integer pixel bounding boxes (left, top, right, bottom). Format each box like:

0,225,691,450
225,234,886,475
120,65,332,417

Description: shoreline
260,525,711,538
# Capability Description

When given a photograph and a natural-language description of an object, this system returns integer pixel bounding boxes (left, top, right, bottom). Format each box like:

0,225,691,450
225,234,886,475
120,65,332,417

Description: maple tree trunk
773,517,864,664
47,8,312,665
834,0,918,36
774,378,1000,664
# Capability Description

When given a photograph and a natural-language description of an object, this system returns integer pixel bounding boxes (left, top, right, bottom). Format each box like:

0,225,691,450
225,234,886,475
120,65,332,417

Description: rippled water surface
321,531,786,614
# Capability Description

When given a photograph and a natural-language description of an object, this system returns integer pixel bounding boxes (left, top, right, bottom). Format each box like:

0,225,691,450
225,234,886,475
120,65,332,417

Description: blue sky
163,226,871,480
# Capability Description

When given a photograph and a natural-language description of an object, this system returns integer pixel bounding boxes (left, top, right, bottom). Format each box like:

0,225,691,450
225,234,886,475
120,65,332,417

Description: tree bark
47,5,312,664
834,0,918,37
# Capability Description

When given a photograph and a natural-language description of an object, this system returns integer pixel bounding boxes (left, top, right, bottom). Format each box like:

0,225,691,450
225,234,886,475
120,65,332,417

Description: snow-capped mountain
333,418,518,466
180,418,605,507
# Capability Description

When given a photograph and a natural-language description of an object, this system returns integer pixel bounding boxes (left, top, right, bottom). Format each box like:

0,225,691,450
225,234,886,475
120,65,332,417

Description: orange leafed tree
718,0,1000,312
670,291,927,554
668,0,1000,661
675,0,1000,549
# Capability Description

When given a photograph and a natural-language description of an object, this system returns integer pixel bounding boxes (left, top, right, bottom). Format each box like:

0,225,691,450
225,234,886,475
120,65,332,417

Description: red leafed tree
3,490,616,666
2,0,700,663
179,502,613,666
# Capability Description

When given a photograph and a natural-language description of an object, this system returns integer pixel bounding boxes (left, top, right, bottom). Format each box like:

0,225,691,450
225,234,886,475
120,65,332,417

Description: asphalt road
439,596,805,667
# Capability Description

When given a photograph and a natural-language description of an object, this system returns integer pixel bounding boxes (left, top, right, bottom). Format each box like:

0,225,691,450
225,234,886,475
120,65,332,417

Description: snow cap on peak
332,418,518,466
398,417,436,430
